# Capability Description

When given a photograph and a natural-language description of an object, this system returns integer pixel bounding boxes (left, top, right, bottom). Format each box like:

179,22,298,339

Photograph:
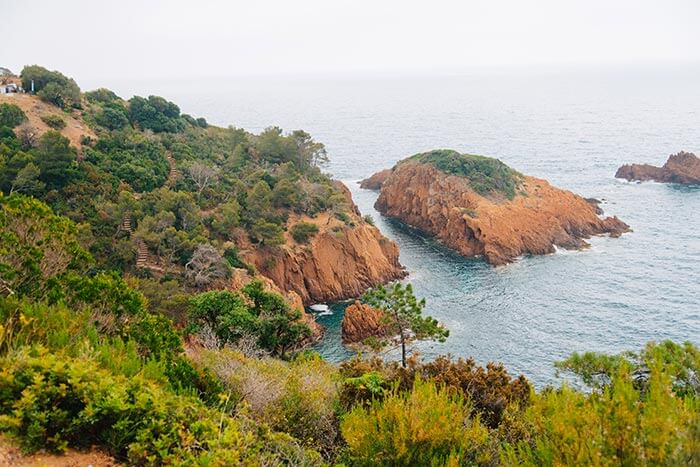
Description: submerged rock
616,151,700,184
368,150,629,266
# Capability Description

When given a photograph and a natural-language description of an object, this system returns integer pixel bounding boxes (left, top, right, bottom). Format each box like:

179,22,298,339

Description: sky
3,0,700,82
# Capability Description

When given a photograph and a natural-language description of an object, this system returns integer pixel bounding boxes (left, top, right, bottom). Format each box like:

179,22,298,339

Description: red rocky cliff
372,160,629,265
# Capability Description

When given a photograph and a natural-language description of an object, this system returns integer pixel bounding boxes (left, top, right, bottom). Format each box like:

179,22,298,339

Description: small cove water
98,65,700,386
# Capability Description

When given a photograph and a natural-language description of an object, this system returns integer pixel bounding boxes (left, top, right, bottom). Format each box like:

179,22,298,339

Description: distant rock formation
368,150,629,266
359,168,393,190
341,301,389,344
616,151,700,184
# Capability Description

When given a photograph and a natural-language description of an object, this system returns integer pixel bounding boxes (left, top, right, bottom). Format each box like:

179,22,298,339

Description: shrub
0,194,91,299
335,211,354,226
291,221,319,244
21,65,81,109
0,103,27,128
85,88,120,104
40,114,66,130
201,349,341,457
94,106,129,130
339,354,531,428
362,214,375,225
501,363,699,466
410,149,523,199
188,282,311,356
0,349,322,465
128,95,184,133
341,378,492,465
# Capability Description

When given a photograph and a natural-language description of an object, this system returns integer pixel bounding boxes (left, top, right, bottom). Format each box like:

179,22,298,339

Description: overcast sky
4,0,699,82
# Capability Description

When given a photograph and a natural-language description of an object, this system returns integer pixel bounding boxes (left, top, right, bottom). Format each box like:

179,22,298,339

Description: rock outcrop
616,151,700,184
359,168,393,190
341,301,389,344
241,182,406,304
370,151,629,265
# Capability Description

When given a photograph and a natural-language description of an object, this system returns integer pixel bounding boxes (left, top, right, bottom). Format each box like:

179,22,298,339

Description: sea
94,64,700,386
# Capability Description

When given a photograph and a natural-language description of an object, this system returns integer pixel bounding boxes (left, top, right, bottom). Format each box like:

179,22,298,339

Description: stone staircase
166,152,179,186
120,214,132,233
135,237,165,273
135,238,149,269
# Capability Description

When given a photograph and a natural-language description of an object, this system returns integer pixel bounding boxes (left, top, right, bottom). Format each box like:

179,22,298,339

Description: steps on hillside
166,152,179,186
135,238,149,269
135,237,165,273
120,214,132,233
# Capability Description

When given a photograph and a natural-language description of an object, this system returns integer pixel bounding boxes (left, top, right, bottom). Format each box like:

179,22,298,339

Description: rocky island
615,151,700,184
363,149,629,265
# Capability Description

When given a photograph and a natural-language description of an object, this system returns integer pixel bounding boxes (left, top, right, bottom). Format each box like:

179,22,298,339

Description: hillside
0,66,404,309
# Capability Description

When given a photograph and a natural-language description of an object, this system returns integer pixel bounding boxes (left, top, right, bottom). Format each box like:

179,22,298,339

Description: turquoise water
97,66,700,386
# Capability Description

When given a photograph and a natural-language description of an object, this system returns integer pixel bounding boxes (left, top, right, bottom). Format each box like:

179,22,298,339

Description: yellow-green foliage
341,378,492,466
0,348,322,465
201,349,340,456
501,363,700,466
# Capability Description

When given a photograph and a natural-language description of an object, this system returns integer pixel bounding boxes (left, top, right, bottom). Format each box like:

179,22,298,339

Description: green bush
85,88,120,104
128,95,184,133
0,349,322,464
201,349,341,456
340,355,530,428
188,282,311,356
21,65,81,109
0,103,27,128
94,106,129,130
335,211,354,226
342,378,492,465
290,221,319,244
409,149,523,199
40,114,66,130
501,362,699,465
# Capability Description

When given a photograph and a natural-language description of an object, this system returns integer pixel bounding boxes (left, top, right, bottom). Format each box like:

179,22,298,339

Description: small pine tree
362,283,448,367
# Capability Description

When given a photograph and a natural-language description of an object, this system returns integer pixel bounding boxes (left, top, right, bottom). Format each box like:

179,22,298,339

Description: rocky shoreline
364,151,630,265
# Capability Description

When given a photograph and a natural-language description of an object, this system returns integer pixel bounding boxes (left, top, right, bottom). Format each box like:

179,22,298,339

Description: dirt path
0,435,118,466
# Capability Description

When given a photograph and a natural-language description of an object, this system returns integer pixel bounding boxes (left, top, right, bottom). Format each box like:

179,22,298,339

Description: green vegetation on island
409,149,523,199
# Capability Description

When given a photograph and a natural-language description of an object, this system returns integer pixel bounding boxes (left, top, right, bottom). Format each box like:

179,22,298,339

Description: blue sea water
98,65,700,386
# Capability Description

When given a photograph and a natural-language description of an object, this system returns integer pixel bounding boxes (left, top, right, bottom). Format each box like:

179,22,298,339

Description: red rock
374,160,630,265
359,168,393,190
243,182,406,304
341,301,390,344
616,151,700,184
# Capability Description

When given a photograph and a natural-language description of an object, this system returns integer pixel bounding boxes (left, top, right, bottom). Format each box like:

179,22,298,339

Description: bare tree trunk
400,328,406,368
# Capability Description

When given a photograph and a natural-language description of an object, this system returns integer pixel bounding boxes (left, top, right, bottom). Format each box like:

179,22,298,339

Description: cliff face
616,151,700,184
240,182,405,304
373,160,629,265
341,301,389,344
247,220,405,304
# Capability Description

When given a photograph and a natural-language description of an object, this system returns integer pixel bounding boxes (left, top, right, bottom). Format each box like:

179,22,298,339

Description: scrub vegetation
1,66,698,465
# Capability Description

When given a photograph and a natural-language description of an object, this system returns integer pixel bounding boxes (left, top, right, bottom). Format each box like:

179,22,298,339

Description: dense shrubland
409,149,523,199
1,66,698,465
